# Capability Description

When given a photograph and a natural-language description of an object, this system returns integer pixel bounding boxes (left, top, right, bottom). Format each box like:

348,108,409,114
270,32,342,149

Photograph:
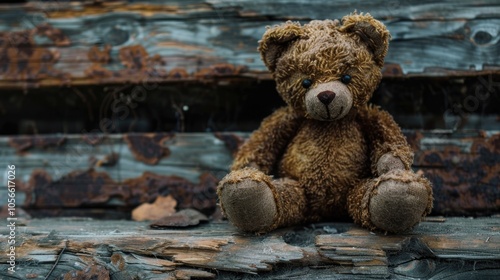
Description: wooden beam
0,131,498,218
0,0,499,89
0,217,498,279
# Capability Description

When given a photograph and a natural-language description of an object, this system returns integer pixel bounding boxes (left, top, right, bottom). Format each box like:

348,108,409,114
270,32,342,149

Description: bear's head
258,13,390,121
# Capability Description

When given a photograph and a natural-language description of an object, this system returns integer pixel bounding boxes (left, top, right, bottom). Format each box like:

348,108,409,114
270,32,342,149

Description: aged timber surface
0,131,498,218
0,217,498,279
0,0,499,88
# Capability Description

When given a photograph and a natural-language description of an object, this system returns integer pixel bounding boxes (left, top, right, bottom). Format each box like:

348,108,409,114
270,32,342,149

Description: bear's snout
305,81,353,121
317,90,336,105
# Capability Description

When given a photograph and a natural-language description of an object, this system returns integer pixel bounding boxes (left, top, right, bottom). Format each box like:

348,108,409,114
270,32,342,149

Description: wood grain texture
0,217,498,279
0,131,498,218
0,0,499,88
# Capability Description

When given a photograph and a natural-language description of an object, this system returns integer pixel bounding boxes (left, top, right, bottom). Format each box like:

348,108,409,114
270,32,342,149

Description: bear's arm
357,105,414,175
231,106,303,174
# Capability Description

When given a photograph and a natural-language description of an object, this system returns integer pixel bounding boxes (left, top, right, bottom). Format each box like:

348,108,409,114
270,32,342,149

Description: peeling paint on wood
22,168,218,214
0,217,497,279
0,24,71,84
124,133,174,165
412,131,500,215
0,131,498,218
123,172,218,212
0,0,499,88
0,131,500,216
8,134,67,152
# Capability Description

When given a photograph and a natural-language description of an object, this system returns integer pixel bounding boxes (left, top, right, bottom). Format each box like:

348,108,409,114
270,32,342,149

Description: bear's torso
278,116,371,218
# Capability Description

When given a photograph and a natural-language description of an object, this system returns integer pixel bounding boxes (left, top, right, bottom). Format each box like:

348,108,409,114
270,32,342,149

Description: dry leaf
150,209,208,228
132,195,177,221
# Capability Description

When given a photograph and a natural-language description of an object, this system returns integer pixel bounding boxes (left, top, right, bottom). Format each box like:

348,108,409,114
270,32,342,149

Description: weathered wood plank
0,131,498,218
0,0,499,88
0,217,498,279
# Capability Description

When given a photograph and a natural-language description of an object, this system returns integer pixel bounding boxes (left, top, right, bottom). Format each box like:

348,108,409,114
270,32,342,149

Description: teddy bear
217,13,433,234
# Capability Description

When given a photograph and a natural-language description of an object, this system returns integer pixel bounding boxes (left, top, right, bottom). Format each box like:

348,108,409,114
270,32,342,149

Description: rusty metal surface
124,133,174,165
407,131,500,216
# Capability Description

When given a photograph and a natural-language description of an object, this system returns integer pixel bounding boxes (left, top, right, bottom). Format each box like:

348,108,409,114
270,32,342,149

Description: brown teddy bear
217,13,433,234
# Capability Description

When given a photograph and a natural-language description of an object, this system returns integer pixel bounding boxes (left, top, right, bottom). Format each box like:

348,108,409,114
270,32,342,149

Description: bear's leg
217,168,308,233
347,170,433,233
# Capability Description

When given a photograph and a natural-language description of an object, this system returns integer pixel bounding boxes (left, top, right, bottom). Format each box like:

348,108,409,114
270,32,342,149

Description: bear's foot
217,168,278,233
369,170,432,233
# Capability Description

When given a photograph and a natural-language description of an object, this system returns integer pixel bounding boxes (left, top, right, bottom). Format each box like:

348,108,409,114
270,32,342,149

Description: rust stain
119,45,167,76
124,172,218,213
31,169,121,207
110,253,126,271
85,45,114,78
23,168,217,216
124,133,174,165
194,63,248,79
8,135,66,153
97,152,120,167
88,45,112,63
62,264,110,280
156,41,215,52
119,45,150,70
167,67,190,79
214,132,245,156
94,152,120,167
82,133,107,146
34,23,71,46
84,64,114,79
414,132,500,216
23,170,51,206
174,269,216,279
0,24,70,83
45,3,180,18
85,45,169,81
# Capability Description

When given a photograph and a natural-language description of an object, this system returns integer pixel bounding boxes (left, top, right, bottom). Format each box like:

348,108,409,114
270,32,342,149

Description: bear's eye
340,74,351,84
302,79,313,89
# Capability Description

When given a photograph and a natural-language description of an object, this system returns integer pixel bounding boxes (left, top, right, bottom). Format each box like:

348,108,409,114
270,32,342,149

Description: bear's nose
317,91,336,105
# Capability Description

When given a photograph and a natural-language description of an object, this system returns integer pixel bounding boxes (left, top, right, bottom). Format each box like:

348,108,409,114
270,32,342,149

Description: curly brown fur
218,12,433,234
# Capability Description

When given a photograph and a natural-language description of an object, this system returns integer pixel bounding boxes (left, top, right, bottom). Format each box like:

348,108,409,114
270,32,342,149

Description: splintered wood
0,217,498,279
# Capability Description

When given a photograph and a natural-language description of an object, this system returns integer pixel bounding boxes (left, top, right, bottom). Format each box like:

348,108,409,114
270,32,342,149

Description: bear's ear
258,21,304,72
339,13,390,67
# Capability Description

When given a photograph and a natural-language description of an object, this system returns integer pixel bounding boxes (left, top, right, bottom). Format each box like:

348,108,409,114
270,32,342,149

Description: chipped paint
23,168,217,214
2,132,498,218
194,63,248,79
124,172,218,213
0,1,499,89
9,135,66,152
413,132,500,215
0,24,70,84
31,169,119,207
124,133,174,165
